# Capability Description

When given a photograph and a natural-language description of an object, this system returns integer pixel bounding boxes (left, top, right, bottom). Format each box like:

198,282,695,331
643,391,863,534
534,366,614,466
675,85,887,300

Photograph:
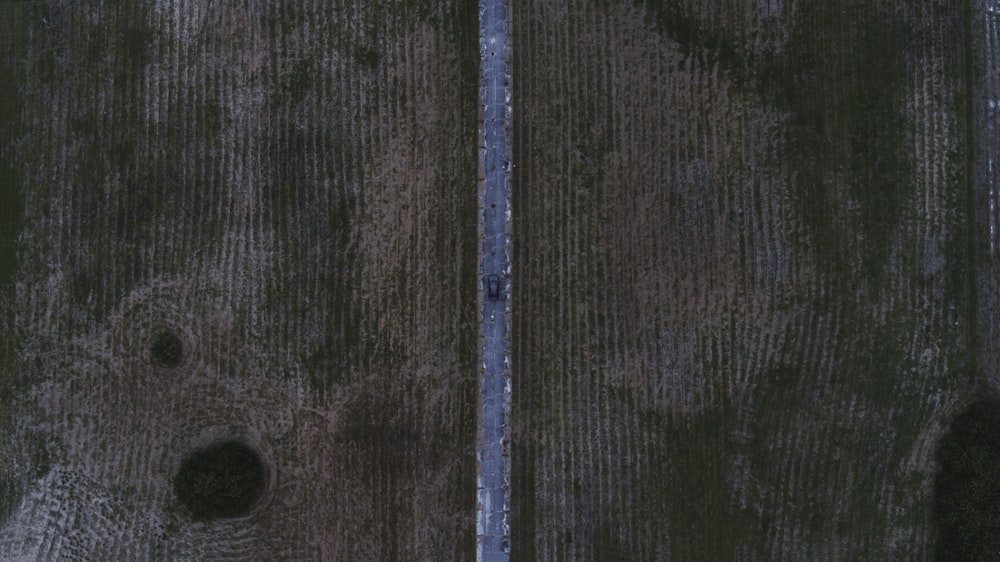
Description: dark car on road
487,274,501,301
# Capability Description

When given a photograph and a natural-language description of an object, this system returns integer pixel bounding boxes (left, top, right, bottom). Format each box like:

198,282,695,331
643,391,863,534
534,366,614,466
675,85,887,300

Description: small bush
354,45,380,67
934,398,1000,561
149,331,182,367
172,441,266,521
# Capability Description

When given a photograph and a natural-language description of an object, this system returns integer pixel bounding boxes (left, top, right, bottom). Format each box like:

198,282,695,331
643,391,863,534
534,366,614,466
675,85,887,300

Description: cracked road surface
477,0,511,560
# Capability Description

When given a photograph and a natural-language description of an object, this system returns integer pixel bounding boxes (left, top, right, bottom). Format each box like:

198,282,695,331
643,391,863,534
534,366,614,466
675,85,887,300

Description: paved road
986,1,1000,257
477,0,511,560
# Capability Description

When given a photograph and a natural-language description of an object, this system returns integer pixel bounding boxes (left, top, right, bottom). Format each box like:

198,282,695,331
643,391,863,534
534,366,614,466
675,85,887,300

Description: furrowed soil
0,1,479,560
511,0,978,560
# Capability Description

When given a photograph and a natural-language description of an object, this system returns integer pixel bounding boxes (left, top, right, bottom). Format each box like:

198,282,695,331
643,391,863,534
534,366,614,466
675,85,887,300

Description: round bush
934,398,1000,561
150,331,183,367
173,441,266,520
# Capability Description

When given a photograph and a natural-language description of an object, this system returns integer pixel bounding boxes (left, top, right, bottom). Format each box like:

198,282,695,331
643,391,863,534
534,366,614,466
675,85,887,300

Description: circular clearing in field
149,330,183,368
172,441,267,521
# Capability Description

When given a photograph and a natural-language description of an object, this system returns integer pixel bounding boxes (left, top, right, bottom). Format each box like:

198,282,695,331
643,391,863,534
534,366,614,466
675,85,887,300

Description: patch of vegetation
642,2,953,287
172,441,266,521
0,474,17,525
282,58,314,106
28,433,51,479
0,3,24,289
592,522,632,561
769,2,914,281
638,0,744,75
0,152,21,291
149,331,183,368
934,398,1000,561
0,2,27,529
353,45,381,68
304,325,360,396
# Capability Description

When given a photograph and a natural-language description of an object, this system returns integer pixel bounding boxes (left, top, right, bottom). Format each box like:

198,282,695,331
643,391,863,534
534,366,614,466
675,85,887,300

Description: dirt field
0,1,479,559
511,0,978,560
2,0,997,560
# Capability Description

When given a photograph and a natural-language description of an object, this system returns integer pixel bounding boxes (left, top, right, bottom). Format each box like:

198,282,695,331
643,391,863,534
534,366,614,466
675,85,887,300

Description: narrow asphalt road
477,0,511,560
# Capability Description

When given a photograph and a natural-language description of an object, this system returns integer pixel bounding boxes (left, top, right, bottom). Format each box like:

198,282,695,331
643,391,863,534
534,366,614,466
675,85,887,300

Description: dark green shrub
172,441,266,521
934,398,1000,561
353,45,380,67
149,331,182,367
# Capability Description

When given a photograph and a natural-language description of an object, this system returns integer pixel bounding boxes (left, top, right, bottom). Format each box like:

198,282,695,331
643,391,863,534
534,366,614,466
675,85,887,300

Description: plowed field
0,1,479,559
511,1,978,560
3,0,998,561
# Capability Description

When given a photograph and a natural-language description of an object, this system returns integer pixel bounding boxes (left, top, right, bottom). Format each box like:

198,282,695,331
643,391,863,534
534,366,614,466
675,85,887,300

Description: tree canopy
934,398,1000,561
173,441,266,521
